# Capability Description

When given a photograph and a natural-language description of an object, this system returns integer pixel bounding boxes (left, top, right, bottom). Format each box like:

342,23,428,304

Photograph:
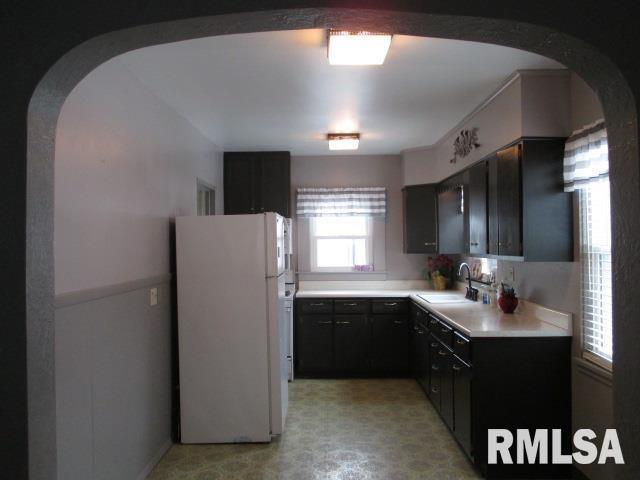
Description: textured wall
55,58,223,295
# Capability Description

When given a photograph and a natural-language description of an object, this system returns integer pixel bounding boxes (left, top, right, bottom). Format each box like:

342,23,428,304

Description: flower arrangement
425,255,454,290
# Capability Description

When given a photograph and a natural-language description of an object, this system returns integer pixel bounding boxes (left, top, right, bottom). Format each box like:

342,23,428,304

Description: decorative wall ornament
450,127,480,163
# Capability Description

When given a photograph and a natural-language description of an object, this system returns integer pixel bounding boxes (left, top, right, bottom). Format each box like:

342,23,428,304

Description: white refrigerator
176,213,289,443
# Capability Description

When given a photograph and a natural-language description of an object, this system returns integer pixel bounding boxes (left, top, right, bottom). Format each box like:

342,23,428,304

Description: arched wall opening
22,7,640,480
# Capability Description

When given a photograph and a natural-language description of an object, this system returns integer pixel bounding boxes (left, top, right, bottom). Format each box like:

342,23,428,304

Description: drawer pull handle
318,320,332,325
384,302,398,306
440,327,449,334
470,242,479,246
438,350,447,356
424,242,437,246
452,364,462,371
456,338,466,345
430,342,438,348
393,320,404,325
335,321,351,325
343,302,358,306
310,303,325,306
431,365,440,371
417,329,425,335
429,320,438,327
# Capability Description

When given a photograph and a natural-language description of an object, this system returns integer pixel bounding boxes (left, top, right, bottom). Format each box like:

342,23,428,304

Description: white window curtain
563,119,608,192
296,187,387,217
564,119,612,366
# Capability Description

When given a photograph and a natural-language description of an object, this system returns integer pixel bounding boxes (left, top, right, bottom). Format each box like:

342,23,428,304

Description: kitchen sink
417,294,472,304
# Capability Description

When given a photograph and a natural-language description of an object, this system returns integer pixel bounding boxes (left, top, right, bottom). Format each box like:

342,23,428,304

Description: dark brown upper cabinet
223,151,291,217
487,138,572,261
402,184,438,254
466,161,488,255
488,145,522,256
437,172,467,254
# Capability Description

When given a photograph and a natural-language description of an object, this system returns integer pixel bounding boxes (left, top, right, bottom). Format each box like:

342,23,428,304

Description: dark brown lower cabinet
334,315,369,374
370,315,409,373
453,356,472,458
296,315,333,372
295,298,410,377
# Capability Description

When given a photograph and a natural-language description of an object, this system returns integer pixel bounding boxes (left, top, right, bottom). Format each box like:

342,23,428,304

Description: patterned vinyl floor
148,379,481,480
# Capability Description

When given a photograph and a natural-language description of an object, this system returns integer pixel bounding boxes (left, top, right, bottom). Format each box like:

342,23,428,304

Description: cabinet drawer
372,299,408,314
334,299,369,314
453,331,471,363
433,319,453,347
426,313,440,332
297,299,333,314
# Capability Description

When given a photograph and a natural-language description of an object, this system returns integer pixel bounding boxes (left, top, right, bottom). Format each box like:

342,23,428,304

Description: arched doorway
16,6,639,480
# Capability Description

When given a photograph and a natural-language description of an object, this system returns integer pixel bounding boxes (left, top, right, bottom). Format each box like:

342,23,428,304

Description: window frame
578,180,613,371
309,216,373,272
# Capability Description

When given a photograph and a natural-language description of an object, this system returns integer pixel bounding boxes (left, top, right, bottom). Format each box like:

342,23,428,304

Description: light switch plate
149,287,158,306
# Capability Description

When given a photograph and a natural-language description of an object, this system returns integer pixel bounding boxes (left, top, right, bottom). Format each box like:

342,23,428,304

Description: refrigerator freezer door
176,215,271,443
266,274,288,435
265,213,286,277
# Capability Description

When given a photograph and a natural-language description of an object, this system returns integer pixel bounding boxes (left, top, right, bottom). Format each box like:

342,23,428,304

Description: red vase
498,294,518,314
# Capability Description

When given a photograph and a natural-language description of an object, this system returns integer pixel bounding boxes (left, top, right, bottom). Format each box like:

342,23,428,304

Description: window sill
297,271,388,281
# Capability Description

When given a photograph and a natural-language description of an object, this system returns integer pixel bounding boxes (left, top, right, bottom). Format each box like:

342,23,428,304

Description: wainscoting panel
55,277,172,480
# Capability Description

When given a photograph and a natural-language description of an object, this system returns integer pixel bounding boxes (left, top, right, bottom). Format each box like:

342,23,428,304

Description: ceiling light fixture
327,30,392,65
328,133,360,150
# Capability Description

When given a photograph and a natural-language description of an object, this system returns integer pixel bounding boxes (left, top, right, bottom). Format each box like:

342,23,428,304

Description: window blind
296,187,386,217
579,182,613,365
563,119,612,366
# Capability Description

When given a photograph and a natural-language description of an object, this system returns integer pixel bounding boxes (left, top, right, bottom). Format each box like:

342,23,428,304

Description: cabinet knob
431,386,439,394
455,338,466,345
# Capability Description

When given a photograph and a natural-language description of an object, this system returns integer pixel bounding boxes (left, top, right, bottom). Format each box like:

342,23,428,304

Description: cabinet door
258,152,291,217
224,153,255,214
439,347,454,430
496,145,522,256
487,156,500,255
370,315,409,374
430,342,454,429
416,327,430,395
467,161,487,255
402,185,438,253
334,315,369,373
437,173,466,254
453,356,473,458
428,336,442,407
296,315,333,372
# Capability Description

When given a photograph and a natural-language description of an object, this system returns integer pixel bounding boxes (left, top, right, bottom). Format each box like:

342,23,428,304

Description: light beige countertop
295,282,571,338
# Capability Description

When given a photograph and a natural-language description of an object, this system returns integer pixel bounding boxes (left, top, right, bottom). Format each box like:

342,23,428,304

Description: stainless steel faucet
458,262,479,301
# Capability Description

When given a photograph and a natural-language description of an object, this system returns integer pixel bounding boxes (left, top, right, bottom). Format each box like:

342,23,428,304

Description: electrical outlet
505,267,515,284
149,287,158,306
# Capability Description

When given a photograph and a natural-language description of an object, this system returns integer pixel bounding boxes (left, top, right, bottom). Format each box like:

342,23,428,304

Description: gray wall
291,154,427,281
54,58,224,479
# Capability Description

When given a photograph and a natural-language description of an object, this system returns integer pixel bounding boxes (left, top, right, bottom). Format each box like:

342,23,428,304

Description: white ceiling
119,29,564,155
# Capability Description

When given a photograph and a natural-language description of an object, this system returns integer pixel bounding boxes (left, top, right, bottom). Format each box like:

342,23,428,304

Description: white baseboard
136,439,173,480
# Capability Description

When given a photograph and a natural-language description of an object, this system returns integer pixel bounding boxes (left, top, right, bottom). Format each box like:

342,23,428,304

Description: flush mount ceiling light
327,30,392,65
328,133,360,150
